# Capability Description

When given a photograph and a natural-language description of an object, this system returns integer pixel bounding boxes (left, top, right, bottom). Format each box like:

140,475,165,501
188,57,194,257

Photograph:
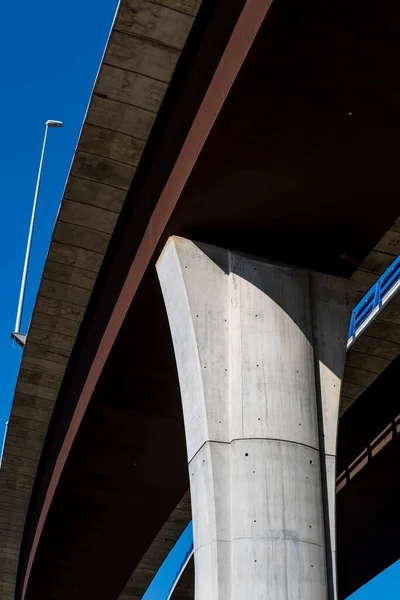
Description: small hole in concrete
224,319,227,322
253,471,255,474
245,453,249,457
309,525,312,528
204,365,207,369
225,368,227,372
196,314,199,317
258,418,261,421
306,477,309,480
311,565,314,568
296,370,299,373
254,519,257,523
256,364,259,367
310,460,313,464
255,314,258,317
185,265,188,269
299,423,301,426
203,460,205,463
255,560,257,563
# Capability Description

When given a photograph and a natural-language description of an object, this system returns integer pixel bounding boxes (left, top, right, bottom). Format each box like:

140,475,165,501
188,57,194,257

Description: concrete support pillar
156,237,355,600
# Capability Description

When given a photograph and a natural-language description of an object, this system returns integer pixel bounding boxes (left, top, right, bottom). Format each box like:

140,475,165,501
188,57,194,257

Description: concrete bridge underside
2,0,400,598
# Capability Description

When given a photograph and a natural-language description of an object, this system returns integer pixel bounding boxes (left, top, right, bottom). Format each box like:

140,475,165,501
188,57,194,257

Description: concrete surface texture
157,236,355,600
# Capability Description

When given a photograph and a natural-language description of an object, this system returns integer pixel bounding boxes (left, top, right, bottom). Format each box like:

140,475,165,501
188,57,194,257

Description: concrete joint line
194,536,326,554
188,436,321,465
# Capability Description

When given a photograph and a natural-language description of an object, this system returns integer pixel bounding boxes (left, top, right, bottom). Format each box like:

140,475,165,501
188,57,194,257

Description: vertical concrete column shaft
157,237,355,600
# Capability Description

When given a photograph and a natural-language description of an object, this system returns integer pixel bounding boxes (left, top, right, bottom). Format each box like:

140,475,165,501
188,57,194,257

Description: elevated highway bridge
1,0,400,599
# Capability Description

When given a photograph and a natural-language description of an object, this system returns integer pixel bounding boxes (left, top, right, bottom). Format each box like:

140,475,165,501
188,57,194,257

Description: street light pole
12,120,63,348
0,421,9,467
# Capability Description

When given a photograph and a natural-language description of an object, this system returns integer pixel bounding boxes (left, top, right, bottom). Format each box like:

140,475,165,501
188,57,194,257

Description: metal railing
348,254,400,349
336,415,400,493
166,546,194,600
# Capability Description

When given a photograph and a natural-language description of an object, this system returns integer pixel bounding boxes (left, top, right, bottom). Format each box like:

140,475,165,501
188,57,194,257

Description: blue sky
0,1,398,598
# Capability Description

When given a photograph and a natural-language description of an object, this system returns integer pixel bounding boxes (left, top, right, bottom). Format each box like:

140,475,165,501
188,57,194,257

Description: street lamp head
46,120,63,128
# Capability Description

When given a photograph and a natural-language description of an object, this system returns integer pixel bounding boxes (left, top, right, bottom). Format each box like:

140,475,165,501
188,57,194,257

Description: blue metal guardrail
167,545,194,600
162,253,400,598
347,253,400,349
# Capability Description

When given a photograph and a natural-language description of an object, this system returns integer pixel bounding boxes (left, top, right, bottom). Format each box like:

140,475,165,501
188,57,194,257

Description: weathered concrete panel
18,366,64,391
58,199,119,235
23,343,70,365
375,230,400,255
15,382,57,404
366,320,400,344
345,349,391,374
53,220,111,254
106,30,179,82
351,269,379,294
391,218,400,233
116,0,195,50
10,405,52,426
150,0,201,17
88,95,156,140
3,435,44,454
96,64,167,113
0,474,36,492
64,175,127,213
376,303,400,325
30,312,81,338
341,381,366,400
42,259,97,291
26,328,76,354
14,392,56,413
1,445,41,463
8,415,50,435
343,366,378,388
35,296,85,324
358,250,396,275
5,423,46,446
79,123,145,166
71,151,134,190
352,334,400,361
48,240,104,273
0,456,39,474
39,278,92,307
